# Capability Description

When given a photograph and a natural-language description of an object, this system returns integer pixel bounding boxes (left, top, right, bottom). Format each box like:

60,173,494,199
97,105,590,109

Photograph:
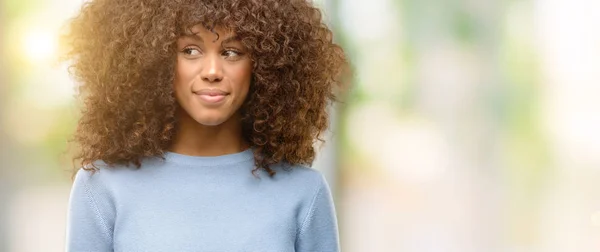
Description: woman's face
174,25,252,126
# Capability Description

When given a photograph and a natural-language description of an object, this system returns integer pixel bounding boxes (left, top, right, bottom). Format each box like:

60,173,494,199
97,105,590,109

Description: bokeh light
21,29,57,62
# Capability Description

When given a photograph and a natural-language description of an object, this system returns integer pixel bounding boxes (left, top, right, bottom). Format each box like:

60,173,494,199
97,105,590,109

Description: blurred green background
2,0,600,251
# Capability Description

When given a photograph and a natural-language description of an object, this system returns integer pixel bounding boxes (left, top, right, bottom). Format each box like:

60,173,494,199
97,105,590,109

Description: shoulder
266,163,331,199
272,163,327,185
72,159,146,192
268,164,337,233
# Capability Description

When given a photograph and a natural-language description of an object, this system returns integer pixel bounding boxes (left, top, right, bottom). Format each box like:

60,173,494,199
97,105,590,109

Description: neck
169,109,249,156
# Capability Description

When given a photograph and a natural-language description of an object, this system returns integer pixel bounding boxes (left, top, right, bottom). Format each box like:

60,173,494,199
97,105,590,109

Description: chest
112,188,300,252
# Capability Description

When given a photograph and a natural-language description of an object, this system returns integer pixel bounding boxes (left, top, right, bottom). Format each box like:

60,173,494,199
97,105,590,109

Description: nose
200,54,223,83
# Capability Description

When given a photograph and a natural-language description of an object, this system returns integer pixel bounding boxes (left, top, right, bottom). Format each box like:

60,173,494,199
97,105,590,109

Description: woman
63,0,348,251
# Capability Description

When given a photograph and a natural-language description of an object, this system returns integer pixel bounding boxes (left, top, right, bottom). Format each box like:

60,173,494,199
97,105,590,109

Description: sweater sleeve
295,174,340,252
66,168,114,252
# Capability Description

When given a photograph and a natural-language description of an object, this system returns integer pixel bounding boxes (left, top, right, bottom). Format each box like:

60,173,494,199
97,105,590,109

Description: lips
193,89,229,104
193,89,229,96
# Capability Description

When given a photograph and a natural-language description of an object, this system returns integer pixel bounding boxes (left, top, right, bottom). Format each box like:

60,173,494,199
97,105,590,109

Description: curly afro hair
62,0,349,176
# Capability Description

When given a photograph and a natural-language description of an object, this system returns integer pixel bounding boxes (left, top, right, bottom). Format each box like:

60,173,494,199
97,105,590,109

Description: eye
181,47,201,57
222,49,244,60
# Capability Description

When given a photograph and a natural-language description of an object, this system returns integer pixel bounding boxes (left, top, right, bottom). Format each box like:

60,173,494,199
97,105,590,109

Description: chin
191,112,229,126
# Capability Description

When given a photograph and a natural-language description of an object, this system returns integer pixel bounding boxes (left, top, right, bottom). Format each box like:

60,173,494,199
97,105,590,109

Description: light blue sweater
66,148,339,252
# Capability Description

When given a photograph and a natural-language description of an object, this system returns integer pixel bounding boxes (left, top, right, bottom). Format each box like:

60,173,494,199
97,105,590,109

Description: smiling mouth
193,90,229,104
193,89,229,96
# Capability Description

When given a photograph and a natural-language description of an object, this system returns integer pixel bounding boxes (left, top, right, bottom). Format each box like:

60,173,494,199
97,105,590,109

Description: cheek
232,63,253,93
175,60,193,82
174,61,196,93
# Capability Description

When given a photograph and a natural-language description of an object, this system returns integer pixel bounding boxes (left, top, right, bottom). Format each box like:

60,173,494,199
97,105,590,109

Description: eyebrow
221,35,241,45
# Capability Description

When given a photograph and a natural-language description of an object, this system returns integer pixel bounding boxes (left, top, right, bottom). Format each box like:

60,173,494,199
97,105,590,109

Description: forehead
181,24,236,41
